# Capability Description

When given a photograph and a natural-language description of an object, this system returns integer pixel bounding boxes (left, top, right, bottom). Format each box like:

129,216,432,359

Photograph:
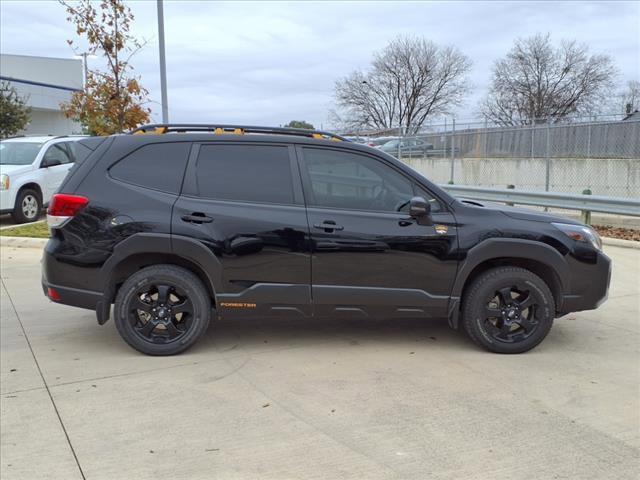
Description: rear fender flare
99,233,222,317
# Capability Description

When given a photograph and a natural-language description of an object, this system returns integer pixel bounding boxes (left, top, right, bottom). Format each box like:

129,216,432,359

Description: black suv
42,124,611,356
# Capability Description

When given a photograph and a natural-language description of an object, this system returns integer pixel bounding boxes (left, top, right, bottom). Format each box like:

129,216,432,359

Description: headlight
552,222,602,251
0,174,8,191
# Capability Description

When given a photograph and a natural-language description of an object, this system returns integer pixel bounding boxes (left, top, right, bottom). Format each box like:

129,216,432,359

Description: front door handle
181,213,213,224
313,220,344,232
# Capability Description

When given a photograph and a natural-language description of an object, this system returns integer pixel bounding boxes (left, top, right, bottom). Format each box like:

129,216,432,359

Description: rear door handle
313,220,344,232
181,213,213,224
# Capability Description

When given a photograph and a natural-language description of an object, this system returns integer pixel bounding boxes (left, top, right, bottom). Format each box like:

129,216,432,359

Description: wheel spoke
156,285,171,304
497,287,513,305
516,294,534,310
138,319,157,336
485,306,502,318
172,298,193,314
518,316,532,332
131,297,152,313
164,321,181,339
499,320,512,336
484,318,500,333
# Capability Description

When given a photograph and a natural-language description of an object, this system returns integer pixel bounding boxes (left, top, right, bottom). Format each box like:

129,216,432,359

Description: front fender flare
447,238,570,329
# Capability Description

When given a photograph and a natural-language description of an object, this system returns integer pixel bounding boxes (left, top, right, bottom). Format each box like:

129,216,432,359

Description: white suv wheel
22,194,39,219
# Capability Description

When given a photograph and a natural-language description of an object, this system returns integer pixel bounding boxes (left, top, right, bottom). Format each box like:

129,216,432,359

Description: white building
0,53,83,135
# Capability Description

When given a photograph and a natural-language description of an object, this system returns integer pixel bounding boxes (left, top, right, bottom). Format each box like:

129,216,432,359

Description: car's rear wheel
114,265,211,355
461,266,555,354
12,188,41,224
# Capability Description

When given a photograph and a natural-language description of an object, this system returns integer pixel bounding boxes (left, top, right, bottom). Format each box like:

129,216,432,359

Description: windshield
0,142,43,165
382,140,400,148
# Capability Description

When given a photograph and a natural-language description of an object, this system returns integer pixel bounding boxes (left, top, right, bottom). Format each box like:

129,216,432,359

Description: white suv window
0,142,43,165
42,143,74,166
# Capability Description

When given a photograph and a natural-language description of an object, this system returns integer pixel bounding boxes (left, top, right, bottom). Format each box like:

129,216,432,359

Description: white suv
0,136,87,223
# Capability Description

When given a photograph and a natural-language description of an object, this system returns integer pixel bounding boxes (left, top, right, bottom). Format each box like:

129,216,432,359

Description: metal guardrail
441,185,640,217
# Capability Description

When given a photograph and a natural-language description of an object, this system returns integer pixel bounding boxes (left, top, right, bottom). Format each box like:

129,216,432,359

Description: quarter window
195,145,294,204
110,142,190,194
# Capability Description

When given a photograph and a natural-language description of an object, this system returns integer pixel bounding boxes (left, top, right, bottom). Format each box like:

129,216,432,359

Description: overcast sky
1,0,638,128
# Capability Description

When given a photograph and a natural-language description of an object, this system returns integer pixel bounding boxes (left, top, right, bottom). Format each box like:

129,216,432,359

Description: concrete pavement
1,244,639,479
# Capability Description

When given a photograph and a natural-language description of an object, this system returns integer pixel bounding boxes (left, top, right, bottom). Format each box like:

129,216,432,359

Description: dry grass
0,221,49,238
593,225,639,242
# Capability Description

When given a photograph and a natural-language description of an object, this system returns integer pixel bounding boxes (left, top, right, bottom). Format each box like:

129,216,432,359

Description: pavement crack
2,279,86,480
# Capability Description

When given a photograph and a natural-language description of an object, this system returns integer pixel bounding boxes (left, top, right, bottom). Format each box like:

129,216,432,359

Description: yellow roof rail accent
214,127,244,135
129,124,347,142
312,133,341,142
132,127,167,135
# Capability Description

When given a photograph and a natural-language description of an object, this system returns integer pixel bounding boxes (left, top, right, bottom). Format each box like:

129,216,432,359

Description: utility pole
77,52,90,88
157,0,169,123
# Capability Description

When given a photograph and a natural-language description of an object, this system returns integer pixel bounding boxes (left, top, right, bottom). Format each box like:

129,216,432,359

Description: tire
114,265,211,355
461,266,555,354
12,188,42,224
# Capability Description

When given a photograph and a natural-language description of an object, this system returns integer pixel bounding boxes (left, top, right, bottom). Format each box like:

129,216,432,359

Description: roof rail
129,124,348,142
2,134,68,141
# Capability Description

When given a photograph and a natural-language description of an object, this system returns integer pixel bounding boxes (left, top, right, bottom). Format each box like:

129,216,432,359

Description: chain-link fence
340,114,640,199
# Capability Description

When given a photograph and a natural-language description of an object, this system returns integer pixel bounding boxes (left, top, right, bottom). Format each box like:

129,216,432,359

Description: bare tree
481,33,616,126
334,37,471,134
617,80,640,114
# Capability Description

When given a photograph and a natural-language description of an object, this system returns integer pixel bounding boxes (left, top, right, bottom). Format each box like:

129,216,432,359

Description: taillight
47,194,89,228
47,287,61,301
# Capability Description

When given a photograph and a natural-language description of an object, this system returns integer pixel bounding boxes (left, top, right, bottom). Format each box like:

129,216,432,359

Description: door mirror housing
409,196,432,225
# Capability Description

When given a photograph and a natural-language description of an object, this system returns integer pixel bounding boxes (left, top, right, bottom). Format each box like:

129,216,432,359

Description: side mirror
409,196,432,225
41,157,61,168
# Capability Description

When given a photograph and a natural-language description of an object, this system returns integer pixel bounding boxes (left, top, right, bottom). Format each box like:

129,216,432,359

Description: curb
1,235,638,250
0,219,46,231
601,237,640,250
0,236,48,249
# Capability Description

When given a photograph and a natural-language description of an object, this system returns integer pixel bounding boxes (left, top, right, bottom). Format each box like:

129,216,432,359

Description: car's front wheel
461,266,555,354
114,265,211,355
12,188,42,224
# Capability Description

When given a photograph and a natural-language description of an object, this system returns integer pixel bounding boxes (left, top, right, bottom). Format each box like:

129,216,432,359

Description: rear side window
110,143,190,194
195,144,293,204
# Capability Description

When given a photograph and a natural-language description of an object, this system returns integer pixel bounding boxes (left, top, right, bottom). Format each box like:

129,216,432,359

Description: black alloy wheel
483,283,540,343
129,283,194,344
462,266,555,354
114,265,211,355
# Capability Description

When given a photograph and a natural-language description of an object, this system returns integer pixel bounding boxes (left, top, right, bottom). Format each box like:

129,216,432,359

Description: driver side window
301,148,414,213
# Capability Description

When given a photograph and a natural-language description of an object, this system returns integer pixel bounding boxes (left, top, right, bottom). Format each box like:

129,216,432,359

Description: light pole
75,53,94,89
157,0,169,123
